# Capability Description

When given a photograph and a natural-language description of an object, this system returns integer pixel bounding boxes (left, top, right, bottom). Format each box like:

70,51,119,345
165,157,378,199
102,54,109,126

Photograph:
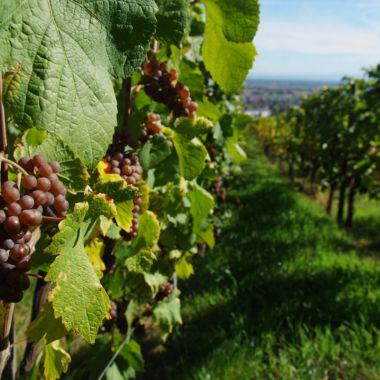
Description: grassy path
142,135,380,380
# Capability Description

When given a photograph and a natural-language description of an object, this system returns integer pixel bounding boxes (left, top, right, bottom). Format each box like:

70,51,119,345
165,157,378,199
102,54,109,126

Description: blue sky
250,0,380,80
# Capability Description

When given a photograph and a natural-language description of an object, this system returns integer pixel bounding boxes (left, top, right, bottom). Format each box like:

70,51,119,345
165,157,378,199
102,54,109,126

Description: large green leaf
152,291,182,337
0,0,158,169
204,0,260,43
155,0,190,46
188,183,214,233
202,0,260,93
45,203,110,343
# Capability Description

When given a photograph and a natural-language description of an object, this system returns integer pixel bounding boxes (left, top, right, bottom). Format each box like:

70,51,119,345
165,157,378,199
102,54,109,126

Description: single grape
9,244,29,261
20,210,41,226
111,167,121,174
127,177,136,185
45,192,55,206
22,175,37,190
32,190,47,206
0,210,6,223
0,249,9,263
50,180,66,196
2,239,14,250
112,153,124,161
2,186,20,204
54,196,69,213
111,160,120,168
122,166,133,176
19,195,34,209
36,177,51,191
38,164,53,177
49,161,61,173
7,202,22,216
4,216,21,234
32,155,45,168
18,157,34,173
48,173,59,182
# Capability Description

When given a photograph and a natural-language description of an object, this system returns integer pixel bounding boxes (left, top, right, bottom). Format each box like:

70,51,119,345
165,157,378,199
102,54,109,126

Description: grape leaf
155,0,190,46
202,0,259,92
132,211,160,253
152,291,182,337
202,23,257,93
126,249,156,273
0,0,158,169
45,203,110,343
85,238,106,279
204,0,260,43
188,183,214,233
27,303,67,345
175,253,194,280
179,59,204,100
115,200,135,233
172,134,207,180
44,341,71,380
14,129,89,192
173,117,213,139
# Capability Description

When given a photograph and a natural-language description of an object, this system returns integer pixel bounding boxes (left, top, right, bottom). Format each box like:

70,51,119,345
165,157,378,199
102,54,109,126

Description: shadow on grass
140,141,380,380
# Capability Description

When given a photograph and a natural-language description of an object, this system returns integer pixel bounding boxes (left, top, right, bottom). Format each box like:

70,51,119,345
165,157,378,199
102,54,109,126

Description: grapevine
0,1,260,378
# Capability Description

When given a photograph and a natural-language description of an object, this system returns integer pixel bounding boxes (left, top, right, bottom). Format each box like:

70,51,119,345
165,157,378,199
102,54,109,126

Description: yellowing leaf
85,238,106,279
175,254,194,280
133,211,160,253
44,341,71,380
115,200,134,233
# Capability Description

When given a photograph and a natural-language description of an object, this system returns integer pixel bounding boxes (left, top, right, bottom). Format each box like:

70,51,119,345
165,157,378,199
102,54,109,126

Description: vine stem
0,303,14,378
0,73,15,380
0,74,7,183
97,329,134,380
0,156,29,177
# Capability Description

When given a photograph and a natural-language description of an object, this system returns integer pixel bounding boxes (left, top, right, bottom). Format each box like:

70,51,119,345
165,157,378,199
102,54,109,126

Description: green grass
141,134,380,380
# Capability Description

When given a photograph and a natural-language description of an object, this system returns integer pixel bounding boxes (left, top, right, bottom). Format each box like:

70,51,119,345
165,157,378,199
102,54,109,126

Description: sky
250,0,380,81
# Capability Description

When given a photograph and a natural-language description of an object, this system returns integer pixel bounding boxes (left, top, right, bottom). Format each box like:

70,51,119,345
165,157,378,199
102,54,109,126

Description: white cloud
255,18,380,59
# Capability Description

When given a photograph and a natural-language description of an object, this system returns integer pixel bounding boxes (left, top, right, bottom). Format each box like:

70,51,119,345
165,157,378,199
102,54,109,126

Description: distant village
244,79,336,117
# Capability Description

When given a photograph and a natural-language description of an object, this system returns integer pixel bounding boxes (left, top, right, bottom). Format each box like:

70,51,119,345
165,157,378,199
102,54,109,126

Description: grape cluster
141,58,198,119
104,152,143,186
156,282,174,302
104,151,143,240
139,113,163,142
0,155,68,303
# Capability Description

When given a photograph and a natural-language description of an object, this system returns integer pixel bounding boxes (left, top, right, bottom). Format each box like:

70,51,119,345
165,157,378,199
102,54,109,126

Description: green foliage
155,0,190,46
144,133,380,380
0,0,261,378
45,204,110,343
202,0,259,92
44,341,71,380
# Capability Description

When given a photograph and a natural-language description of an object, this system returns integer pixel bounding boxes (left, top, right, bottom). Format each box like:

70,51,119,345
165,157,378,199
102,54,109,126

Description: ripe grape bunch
139,113,163,142
105,152,143,186
0,155,69,303
141,57,198,119
104,152,143,239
